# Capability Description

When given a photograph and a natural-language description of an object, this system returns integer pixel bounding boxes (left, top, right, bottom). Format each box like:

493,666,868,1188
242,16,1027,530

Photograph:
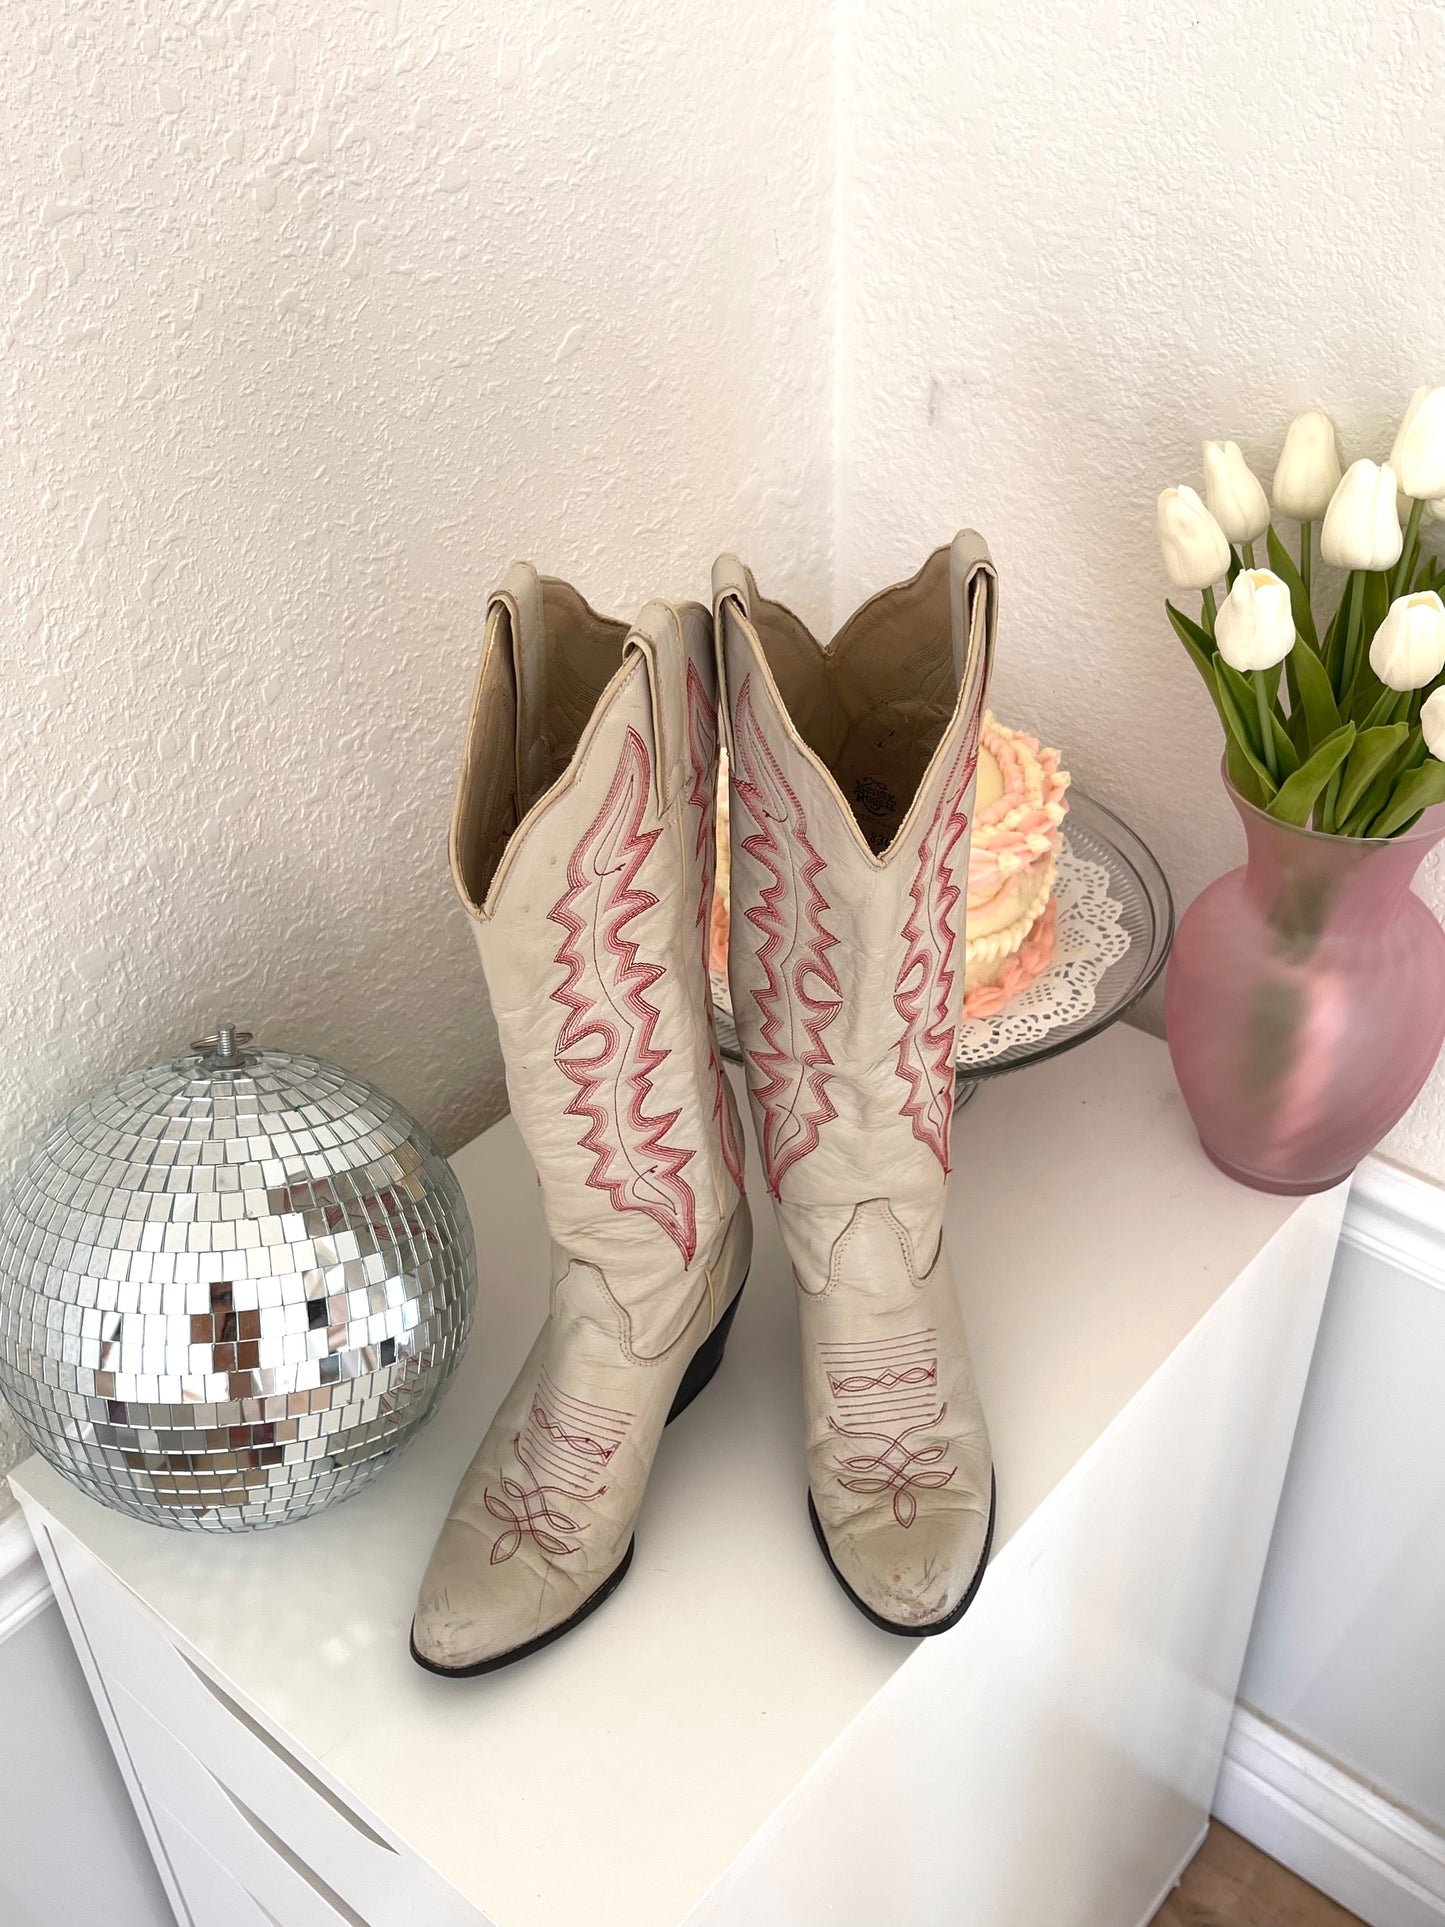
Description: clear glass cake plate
711,788,1174,1094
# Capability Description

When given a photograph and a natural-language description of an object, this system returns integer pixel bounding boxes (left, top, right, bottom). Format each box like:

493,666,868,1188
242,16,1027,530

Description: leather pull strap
490,560,550,818
711,551,754,618
949,529,998,701
625,600,687,815
710,553,760,752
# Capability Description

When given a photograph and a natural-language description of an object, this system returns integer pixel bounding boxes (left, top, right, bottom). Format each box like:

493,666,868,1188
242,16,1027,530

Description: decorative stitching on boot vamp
819,1330,954,1530
484,1370,635,1564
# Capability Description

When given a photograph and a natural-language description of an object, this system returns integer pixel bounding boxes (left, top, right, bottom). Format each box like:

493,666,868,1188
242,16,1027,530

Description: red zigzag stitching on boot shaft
684,660,746,1195
891,682,985,1170
547,726,699,1262
732,675,842,1198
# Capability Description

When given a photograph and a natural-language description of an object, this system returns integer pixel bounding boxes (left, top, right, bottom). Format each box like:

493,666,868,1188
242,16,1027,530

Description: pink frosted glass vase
1166,769,1445,1194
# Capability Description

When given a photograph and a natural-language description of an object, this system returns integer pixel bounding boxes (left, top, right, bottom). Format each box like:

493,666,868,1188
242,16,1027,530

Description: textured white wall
10,0,1445,1481
0,2,833,1486
836,0,1445,1178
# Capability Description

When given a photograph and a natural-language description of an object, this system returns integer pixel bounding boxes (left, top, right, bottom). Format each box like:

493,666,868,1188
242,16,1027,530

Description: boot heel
666,1276,747,1424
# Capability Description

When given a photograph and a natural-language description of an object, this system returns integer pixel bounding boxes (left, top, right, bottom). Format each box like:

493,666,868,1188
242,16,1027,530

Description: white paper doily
955,838,1132,1070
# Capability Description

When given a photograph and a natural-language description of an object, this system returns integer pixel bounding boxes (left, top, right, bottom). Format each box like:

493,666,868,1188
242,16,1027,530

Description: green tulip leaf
1358,686,1409,732
1266,525,1320,652
1339,765,1400,837
1334,723,1409,826
1288,636,1342,751
1225,731,1269,807
1165,601,1224,717
1369,758,1445,838
1214,661,1278,799
1217,658,1300,780
1347,656,1390,722
1284,675,1311,757
1322,593,1349,694
1266,723,1356,828
1269,702,1301,777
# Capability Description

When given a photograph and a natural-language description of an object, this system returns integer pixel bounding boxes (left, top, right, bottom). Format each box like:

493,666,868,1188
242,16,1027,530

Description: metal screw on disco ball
0,1023,476,1530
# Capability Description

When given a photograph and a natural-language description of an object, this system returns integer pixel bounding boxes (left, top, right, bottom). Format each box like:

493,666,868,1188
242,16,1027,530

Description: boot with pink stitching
412,565,751,1675
713,536,996,1635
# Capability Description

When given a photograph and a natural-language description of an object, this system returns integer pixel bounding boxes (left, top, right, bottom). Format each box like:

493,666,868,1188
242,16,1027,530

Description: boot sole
409,1275,748,1679
806,1467,997,1639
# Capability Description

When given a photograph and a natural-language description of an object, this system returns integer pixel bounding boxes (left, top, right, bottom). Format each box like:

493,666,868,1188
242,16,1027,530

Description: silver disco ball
0,1026,476,1530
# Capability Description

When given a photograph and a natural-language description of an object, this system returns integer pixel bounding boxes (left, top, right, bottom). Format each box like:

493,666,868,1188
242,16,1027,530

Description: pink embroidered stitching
685,660,745,1194
820,1330,952,1528
484,1446,601,1562
827,1410,957,1530
891,678,988,1170
731,675,842,1198
548,727,699,1261
484,1375,634,1564
827,1363,938,1396
527,1399,622,1468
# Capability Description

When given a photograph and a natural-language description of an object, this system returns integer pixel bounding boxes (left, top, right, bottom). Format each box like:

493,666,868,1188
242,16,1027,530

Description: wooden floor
1151,1824,1364,1927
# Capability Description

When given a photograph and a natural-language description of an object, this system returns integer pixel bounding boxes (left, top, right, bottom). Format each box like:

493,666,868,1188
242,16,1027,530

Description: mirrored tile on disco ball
0,1032,476,1530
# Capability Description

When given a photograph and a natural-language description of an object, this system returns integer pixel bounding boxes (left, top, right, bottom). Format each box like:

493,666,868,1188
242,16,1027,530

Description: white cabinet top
10,1026,1326,1927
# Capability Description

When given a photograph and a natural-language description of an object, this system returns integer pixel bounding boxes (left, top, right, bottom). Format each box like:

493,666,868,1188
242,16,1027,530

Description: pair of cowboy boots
412,535,998,1674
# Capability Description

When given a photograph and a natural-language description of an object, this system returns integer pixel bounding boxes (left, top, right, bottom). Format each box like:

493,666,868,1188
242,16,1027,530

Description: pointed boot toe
411,1514,635,1676
808,1477,996,1635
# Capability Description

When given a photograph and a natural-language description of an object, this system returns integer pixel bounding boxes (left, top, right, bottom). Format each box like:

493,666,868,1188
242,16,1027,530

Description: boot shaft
714,537,996,1261
452,566,744,1351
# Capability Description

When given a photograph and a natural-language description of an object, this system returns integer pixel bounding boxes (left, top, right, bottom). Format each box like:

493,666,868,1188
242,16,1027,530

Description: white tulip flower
1158,485,1231,590
1319,460,1403,571
1369,591,1445,692
1214,569,1296,674
1272,410,1342,521
1203,439,1271,545
1390,386,1445,501
1421,687,1445,760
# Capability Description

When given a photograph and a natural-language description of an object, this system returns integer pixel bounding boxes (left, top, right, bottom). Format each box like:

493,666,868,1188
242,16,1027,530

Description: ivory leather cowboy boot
412,564,752,1675
713,535,996,1635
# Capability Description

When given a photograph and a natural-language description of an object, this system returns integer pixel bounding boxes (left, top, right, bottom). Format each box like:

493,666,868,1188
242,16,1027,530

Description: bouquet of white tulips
1159,390,1445,838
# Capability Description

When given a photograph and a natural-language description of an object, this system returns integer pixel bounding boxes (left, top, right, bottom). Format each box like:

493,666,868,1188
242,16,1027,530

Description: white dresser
10,1026,1347,1927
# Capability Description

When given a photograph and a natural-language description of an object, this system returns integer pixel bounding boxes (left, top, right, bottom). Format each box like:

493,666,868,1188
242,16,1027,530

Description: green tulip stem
1300,521,1312,598
1393,498,1425,601
1243,541,1257,570
1253,670,1278,780
1201,585,1218,635
1339,569,1366,704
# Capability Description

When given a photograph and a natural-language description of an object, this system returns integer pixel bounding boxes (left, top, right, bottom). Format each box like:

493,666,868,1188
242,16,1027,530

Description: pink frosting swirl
963,898,1057,1019
968,715,1070,906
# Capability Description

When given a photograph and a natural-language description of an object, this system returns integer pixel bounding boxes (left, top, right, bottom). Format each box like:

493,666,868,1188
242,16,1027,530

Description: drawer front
149,1802,277,1927
48,1521,481,1927
118,1685,363,1927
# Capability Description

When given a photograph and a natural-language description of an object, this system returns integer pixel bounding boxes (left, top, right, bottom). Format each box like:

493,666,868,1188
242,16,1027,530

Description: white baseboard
0,1506,52,1646
1342,1156,1445,1294
1215,1707,1445,1927
1216,1151,1445,1927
